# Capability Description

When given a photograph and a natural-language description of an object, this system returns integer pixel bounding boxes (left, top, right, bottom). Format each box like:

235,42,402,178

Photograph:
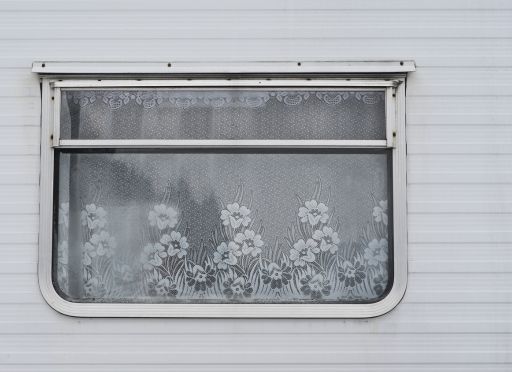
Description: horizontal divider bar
56,139,389,149
52,79,398,88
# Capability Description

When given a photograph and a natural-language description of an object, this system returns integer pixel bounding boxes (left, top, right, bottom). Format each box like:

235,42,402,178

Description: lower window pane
54,150,392,303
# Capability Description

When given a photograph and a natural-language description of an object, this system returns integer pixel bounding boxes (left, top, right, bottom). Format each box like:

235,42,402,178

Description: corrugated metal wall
0,0,511,370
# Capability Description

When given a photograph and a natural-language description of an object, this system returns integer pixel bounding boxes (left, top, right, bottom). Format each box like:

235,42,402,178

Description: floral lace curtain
60,89,386,140
55,89,392,304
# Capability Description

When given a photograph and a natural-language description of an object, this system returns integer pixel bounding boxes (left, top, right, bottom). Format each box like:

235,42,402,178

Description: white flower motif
315,91,350,105
220,203,251,229
300,270,331,300
364,238,388,266
213,241,242,270
72,91,97,107
148,204,178,230
234,229,264,257
289,239,319,267
102,91,131,110
58,202,69,228
373,200,388,225
169,94,197,109
80,204,107,230
223,275,253,300
298,200,329,226
135,91,164,109
83,231,116,265
141,243,168,270
273,91,310,106
160,231,189,258
312,226,341,254
203,92,232,108
238,92,270,108
355,92,383,105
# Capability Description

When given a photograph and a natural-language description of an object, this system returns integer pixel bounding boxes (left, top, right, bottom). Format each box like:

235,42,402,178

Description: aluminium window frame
38,74,408,318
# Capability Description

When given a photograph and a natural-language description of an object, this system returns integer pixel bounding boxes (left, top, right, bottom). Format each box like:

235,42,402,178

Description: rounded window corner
38,269,82,318
366,268,407,318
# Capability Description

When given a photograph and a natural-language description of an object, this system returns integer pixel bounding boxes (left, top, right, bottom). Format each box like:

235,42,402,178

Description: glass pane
60,89,386,140
54,150,392,303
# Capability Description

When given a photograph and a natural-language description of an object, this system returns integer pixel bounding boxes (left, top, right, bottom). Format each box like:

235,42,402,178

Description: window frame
38,74,408,318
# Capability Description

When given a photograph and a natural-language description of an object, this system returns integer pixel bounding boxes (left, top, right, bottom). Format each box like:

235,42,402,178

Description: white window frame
36,62,410,318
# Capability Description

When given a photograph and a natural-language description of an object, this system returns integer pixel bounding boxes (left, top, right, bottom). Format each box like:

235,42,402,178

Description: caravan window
39,78,407,317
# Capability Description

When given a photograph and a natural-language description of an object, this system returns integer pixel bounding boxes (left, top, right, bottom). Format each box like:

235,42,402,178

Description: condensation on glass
54,88,393,304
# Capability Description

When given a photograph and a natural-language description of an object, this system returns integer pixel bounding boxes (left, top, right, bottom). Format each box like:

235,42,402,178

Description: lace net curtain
55,89,392,303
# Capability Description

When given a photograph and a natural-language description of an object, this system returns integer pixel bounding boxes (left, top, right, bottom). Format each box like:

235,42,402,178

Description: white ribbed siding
0,0,511,370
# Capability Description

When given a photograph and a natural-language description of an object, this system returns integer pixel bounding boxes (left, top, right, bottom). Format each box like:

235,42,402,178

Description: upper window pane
60,89,386,140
